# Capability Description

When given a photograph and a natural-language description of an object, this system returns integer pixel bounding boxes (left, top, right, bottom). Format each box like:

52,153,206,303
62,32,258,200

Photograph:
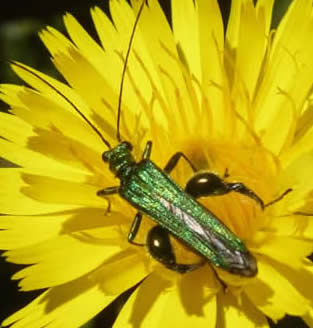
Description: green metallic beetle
97,140,258,276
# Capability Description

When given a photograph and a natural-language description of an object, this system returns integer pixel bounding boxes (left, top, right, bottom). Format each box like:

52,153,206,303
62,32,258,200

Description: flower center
179,138,280,239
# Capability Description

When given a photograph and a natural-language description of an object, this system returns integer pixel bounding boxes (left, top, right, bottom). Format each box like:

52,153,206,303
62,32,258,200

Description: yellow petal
22,173,106,208
63,7,136,119
256,0,275,34
275,153,313,214
51,50,117,143
63,13,105,68
109,0,175,131
0,208,127,250
170,0,207,134
5,227,122,290
218,292,268,328
0,84,26,107
90,6,117,50
254,0,313,154
0,169,76,215
0,139,89,179
93,249,148,295
172,0,201,81
115,268,217,328
227,0,246,48
2,275,115,328
288,109,313,165
266,214,313,240
10,62,105,150
38,26,73,57
25,129,105,174
245,258,309,320
14,87,105,155
0,214,67,250
270,0,313,112
232,1,270,99
130,0,188,132
252,232,313,268
264,259,313,309
64,2,172,140
0,112,34,145
197,0,225,136
1,88,105,173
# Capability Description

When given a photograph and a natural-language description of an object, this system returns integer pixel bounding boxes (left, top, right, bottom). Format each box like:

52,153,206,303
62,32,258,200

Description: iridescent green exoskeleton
97,140,259,276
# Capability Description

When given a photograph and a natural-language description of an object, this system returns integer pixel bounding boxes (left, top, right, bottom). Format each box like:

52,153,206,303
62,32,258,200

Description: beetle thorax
102,142,136,178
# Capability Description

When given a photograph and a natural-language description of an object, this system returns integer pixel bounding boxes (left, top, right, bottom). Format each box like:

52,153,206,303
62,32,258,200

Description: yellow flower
1,0,313,327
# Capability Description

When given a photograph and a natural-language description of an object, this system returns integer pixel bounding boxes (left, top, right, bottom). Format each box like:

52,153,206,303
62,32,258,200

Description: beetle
97,139,259,276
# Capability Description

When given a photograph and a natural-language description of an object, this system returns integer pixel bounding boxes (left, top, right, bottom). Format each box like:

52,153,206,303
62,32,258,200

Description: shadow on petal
128,273,172,327
178,265,219,316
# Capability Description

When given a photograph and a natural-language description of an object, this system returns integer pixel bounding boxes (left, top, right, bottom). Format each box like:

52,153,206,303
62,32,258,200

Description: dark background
0,0,306,327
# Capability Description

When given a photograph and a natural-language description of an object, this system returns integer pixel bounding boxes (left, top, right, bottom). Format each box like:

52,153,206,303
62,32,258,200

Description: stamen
133,50,170,118
132,50,175,143
160,67,189,129
175,87,190,133
160,41,202,124
293,211,313,217
191,75,213,135
274,87,298,153
276,87,297,117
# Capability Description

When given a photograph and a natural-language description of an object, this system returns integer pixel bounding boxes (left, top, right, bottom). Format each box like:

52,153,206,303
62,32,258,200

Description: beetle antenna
9,61,112,149
116,0,146,142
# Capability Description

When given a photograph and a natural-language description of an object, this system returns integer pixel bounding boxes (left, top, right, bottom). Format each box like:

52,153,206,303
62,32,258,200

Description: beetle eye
123,141,133,151
102,151,110,162
147,225,175,265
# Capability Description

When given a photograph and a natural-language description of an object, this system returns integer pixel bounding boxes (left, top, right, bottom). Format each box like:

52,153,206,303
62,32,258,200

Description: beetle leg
264,188,293,208
97,186,119,197
147,225,205,273
224,182,265,210
97,186,118,213
223,168,230,178
167,258,205,274
170,261,205,274
128,212,145,246
105,198,111,214
164,152,197,174
142,140,152,159
224,184,292,211
211,267,227,291
185,172,264,210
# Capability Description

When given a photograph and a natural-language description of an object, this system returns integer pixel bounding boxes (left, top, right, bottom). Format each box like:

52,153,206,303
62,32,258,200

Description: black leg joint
97,186,119,197
128,212,145,246
164,152,196,174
